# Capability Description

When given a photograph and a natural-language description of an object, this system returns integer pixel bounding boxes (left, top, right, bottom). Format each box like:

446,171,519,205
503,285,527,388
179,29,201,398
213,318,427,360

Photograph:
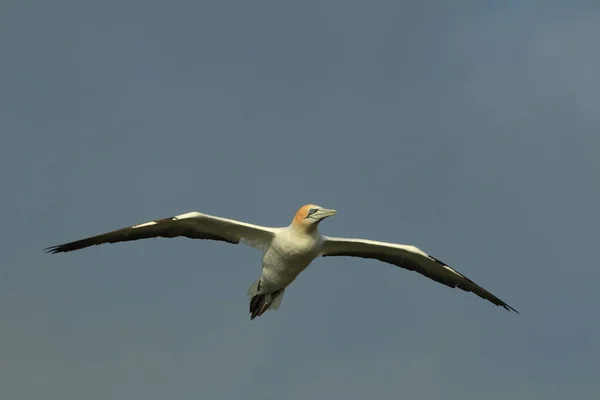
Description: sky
1,1,599,399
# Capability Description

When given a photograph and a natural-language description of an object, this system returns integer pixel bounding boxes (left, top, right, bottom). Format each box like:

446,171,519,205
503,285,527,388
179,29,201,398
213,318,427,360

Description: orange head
291,204,337,231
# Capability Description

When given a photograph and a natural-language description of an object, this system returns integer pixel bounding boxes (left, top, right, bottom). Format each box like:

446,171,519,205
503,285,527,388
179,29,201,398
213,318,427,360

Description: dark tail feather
250,289,282,320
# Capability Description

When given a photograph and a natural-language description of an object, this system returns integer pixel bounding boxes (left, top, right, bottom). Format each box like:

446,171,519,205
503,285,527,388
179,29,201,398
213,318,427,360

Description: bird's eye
307,208,317,216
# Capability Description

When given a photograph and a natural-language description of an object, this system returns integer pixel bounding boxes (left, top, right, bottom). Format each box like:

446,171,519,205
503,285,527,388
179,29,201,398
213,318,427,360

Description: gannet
45,204,518,319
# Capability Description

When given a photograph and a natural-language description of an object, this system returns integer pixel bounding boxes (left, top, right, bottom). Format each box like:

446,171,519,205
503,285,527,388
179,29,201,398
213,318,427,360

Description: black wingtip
44,245,65,254
429,254,520,315
505,304,520,314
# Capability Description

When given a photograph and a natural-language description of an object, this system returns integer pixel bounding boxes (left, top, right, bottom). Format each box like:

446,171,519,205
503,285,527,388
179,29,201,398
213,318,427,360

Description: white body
260,226,324,292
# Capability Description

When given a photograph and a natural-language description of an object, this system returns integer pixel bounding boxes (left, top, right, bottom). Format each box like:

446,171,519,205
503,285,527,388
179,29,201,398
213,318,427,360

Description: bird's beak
316,208,337,220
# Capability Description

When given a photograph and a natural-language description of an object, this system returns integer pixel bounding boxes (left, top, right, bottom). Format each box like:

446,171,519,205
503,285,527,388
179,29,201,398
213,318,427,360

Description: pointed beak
316,208,337,220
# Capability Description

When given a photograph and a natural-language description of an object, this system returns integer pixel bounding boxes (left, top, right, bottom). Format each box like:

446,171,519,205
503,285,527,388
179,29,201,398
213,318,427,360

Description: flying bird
45,204,518,319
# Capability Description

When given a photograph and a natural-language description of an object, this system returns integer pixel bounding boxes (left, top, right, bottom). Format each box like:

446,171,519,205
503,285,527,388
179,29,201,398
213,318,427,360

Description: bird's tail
247,279,285,320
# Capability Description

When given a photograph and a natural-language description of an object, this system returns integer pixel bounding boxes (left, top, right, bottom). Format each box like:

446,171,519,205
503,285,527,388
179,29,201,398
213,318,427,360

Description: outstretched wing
46,211,277,254
321,236,518,313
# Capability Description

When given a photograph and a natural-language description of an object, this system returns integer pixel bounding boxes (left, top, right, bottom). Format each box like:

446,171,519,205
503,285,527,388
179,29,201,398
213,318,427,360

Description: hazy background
1,1,599,399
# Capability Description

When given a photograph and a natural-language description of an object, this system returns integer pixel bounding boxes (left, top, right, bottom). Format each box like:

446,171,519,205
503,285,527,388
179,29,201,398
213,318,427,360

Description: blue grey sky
1,1,599,399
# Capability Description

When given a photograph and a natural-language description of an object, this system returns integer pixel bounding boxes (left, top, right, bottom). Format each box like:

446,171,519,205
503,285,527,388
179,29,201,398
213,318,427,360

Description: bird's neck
289,221,319,236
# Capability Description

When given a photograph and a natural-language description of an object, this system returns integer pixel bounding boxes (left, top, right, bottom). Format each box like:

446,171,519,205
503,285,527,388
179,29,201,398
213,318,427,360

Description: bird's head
292,204,337,232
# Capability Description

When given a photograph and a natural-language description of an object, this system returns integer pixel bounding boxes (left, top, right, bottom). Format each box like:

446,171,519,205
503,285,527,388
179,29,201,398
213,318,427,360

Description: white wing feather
46,211,276,253
321,236,518,313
